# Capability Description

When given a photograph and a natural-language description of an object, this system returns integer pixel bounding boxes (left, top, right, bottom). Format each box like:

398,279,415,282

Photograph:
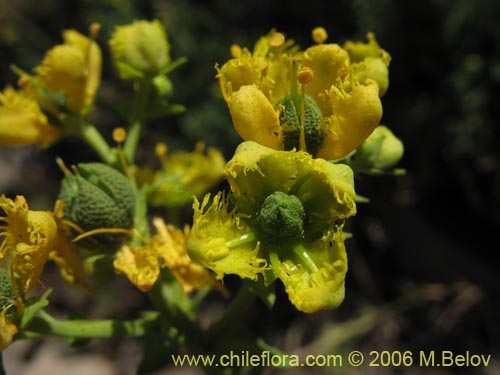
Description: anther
297,67,314,85
112,127,127,143
155,143,168,158
312,27,328,44
230,44,242,58
89,23,101,40
269,32,285,48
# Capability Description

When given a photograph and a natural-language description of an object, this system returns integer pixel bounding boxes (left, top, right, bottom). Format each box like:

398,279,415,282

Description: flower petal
318,78,382,160
227,85,282,149
113,244,159,292
273,227,347,313
187,193,267,280
302,44,350,116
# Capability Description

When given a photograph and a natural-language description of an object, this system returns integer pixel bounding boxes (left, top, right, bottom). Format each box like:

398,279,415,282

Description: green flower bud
0,268,15,309
109,20,171,80
277,94,325,155
152,75,173,99
58,163,135,243
255,191,305,244
350,125,404,171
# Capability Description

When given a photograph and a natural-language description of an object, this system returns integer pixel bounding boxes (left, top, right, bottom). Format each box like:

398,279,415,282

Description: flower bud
109,20,171,80
58,163,135,243
351,125,404,171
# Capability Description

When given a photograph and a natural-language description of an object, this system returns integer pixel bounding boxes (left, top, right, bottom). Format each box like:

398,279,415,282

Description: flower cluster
187,27,403,313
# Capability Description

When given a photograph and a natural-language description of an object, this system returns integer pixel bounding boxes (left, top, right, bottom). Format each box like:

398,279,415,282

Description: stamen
112,127,131,178
56,157,72,176
225,232,257,249
292,243,319,273
269,32,285,48
112,127,127,144
296,67,314,152
230,44,242,58
155,142,168,158
195,141,205,153
73,227,133,242
311,27,328,44
89,23,101,40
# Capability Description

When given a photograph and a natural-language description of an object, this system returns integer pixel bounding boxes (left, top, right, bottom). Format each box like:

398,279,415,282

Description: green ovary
276,94,324,155
255,191,305,244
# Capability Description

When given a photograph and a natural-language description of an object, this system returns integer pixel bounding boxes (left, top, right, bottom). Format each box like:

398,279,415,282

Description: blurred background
1,0,500,374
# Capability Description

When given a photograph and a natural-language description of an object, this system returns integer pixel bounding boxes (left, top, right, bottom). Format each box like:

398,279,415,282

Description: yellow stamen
312,27,328,44
230,44,242,58
89,23,101,40
155,142,168,158
269,32,285,48
297,67,314,152
73,227,133,242
112,127,126,143
195,141,205,153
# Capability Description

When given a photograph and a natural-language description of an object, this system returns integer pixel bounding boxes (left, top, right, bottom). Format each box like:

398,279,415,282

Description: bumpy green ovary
0,268,15,309
277,94,325,155
58,163,135,243
255,191,305,245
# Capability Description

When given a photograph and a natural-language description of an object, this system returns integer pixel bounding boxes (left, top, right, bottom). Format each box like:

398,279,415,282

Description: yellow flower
217,29,387,160
188,141,356,312
35,28,102,114
152,218,228,296
0,307,17,351
145,142,225,208
113,218,227,295
109,20,171,80
0,87,61,146
343,33,391,97
0,195,90,298
113,243,160,292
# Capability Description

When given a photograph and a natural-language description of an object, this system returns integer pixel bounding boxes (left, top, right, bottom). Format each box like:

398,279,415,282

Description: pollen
312,27,328,44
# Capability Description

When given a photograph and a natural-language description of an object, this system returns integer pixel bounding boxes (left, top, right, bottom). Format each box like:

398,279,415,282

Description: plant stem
18,310,158,339
124,79,152,163
208,283,256,340
79,121,116,165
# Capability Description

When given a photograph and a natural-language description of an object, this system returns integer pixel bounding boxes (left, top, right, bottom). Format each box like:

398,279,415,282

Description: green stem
130,186,150,247
208,284,256,340
19,310,158,339
148,269,203,351
123,79,152,163
79,121,116,165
